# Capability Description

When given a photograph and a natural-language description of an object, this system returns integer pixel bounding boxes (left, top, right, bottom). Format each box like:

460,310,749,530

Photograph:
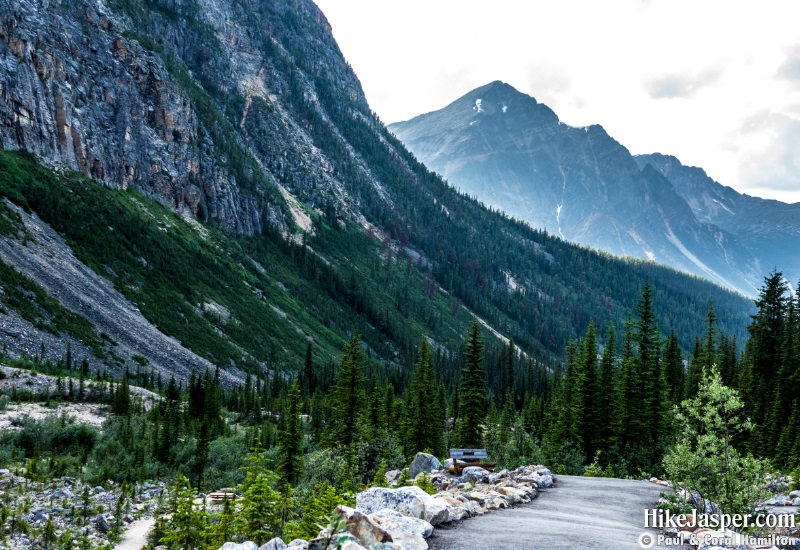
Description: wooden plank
449,448,488,459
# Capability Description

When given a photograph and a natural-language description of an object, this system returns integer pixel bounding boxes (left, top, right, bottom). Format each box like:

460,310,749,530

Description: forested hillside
0,0,756,382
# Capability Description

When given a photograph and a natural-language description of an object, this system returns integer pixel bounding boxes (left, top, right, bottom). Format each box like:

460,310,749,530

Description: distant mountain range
389,81,800,296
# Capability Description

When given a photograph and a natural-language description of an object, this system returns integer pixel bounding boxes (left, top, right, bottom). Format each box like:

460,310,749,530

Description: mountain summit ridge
389,82,797,296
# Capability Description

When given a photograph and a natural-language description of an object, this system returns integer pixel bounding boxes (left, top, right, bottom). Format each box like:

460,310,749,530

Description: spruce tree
614,321,642,454
686,336,703,398
739,271,789,453
545,341,580,461
574,321,598,460
407,338,443,456
236,472,281,545
454,322,487,447
635,279,667,470
112,369,132,416
302,342,316,395
595,324,616,456
702,300,718,374
277,382,304,485
160,475,207,550
663,330,684,405
324,334,366,447
192,420,210,492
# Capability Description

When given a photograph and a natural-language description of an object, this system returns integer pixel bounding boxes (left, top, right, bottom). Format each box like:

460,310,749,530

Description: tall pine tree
324,334,366,447
454,323,487,447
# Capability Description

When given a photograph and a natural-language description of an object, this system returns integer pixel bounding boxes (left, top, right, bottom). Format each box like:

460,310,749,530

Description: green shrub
664,365,771,516
415,472,436,495
656,492,693,515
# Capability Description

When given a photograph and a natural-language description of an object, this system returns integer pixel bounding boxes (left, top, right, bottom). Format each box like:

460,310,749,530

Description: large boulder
219,543,258,550
497,486,527,505
432,494,471,521
407,453,442,478
530,471,554,488
385,469,403,485
366,513,429,550
356,486,449,526
332,505,393,547
259,538,287,550
370,508,434,538
460,466,490,482
94,514,110,534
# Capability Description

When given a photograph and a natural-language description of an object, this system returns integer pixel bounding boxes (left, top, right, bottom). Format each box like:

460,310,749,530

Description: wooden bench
448,448,496,476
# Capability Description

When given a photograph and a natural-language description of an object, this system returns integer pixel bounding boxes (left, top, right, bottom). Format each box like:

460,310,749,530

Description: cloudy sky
314,0,800,203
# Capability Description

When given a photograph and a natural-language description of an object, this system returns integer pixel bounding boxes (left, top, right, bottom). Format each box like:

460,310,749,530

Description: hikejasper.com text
644,509,796,532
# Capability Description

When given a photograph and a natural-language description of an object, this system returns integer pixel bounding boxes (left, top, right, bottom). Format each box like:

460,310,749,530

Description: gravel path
115,517,155,550
428,475,692,550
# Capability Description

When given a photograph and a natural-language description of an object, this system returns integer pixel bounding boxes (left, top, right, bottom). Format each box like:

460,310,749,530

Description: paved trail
428,475,692,550
115,517,155,550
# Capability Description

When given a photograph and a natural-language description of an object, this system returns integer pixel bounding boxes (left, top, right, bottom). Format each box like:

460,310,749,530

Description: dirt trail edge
115,517,155,550
428,475,692,550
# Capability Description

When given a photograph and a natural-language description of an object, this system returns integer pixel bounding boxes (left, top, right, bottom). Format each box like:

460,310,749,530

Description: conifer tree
407,338,443,456
738,271,789,452
192,420,210,492
574,322,598,460
160,474,207,550
636,280,667,468
545,341,580,461
212,496,235,547
595,324,616,455
285,482,344,541
302,342,316,396
278,382,304,485
686,336,703,398
112,369,132,416
702,300,718,374
454,323,487,447
324,334,366,447
614,322,642,453
663,330,684,404
236,471,281,545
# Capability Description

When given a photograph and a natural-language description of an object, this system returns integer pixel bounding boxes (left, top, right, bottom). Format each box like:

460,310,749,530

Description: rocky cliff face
389,81,769,296
0,0,381,235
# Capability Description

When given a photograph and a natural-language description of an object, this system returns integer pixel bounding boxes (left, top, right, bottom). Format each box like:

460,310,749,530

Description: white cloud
644,68,722,99
734,111,800,199
778,44,800,82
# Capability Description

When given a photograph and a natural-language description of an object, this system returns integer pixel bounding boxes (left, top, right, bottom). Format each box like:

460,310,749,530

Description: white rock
370,508,434,538
356,486,449,526
259,538,287,550
219,543,258,550
407,452,443,478
332,505,392,546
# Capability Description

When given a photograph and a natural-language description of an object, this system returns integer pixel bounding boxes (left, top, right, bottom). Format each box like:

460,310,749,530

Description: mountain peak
389,81,559,139
388,82,784,297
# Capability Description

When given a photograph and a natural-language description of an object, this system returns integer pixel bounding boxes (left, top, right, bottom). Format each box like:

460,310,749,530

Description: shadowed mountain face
390,81,798,296
634,153,800,289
